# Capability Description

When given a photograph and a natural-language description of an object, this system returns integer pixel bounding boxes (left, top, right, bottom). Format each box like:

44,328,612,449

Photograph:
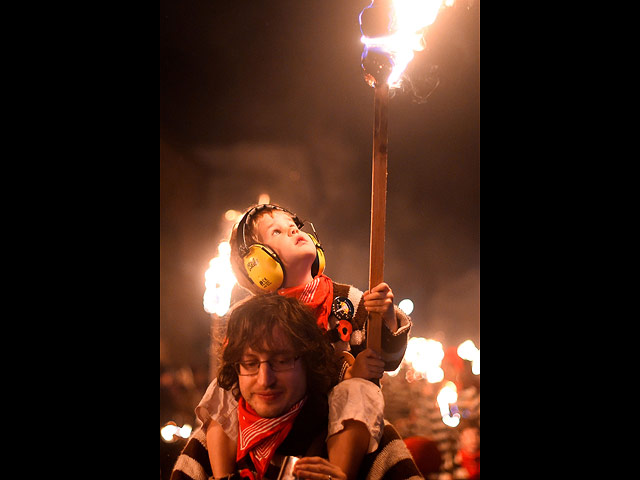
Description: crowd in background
160,363,209,479
160,351,479,480
381,353,480,479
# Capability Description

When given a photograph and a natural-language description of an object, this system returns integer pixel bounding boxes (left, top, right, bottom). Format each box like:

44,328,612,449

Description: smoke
393,63,441,103
419,267,480,345
191,130,370,225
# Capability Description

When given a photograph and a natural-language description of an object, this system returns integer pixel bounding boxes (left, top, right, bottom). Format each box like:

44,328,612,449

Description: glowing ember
360,0,453,88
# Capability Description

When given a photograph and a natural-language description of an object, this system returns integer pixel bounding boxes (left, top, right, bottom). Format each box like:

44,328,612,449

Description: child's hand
364,282,396,332
344,348,385,380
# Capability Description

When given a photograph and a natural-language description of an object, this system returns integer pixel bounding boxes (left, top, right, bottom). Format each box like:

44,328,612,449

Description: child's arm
325,420,370,480
322,372,386,480
363,282,411,371
205,420,237,478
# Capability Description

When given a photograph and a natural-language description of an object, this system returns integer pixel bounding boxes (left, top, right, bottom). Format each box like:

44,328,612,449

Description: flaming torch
359,0,453,353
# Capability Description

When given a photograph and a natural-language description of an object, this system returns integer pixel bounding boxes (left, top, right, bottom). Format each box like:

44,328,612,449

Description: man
170,294,421,480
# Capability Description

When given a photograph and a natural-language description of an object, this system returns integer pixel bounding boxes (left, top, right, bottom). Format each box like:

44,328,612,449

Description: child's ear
241,244,286,293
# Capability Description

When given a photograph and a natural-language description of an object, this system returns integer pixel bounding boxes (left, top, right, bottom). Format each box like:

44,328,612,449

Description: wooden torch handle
367,82,389,355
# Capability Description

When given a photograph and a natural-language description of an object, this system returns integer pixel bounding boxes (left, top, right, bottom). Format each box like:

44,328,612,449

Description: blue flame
359,0,395,84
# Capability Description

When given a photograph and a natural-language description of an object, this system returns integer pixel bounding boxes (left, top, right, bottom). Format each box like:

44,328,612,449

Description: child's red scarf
278,274,333,331
237,397,306,480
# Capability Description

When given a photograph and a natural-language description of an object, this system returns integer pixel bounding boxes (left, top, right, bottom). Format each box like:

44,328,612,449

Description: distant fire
203,241,236,316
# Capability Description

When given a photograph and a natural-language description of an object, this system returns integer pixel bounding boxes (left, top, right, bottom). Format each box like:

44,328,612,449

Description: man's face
254,211,317,274
237,327,307,418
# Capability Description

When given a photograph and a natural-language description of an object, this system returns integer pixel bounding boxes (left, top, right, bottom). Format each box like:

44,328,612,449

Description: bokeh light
160,422,192,443
398,298,414,315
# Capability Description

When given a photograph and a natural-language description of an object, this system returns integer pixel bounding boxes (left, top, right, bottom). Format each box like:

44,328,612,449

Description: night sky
160,0,480,367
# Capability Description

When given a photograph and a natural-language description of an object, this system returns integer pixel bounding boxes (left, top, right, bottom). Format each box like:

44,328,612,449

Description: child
196,204,412,480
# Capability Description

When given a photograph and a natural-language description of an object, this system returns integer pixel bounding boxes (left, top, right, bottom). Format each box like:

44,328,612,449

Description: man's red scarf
278,274,333,331
237,397,306,480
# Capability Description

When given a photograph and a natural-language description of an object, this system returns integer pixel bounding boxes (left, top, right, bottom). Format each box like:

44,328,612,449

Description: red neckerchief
278,274,334,331
237,397,306,480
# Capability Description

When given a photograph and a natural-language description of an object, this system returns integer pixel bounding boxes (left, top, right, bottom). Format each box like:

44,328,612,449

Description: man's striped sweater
170,419,423,480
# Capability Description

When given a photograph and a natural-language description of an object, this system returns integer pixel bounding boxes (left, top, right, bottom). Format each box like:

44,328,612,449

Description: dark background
160,0,480,368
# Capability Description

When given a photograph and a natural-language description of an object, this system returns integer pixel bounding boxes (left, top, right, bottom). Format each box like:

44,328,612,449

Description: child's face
254,210,318,275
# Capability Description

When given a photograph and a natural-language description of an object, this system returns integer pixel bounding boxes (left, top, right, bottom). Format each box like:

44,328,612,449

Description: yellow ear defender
307,223,325,278
242,243,285,293
236,204,326,293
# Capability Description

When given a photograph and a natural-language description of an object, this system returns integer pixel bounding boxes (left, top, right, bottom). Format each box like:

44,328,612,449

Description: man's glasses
234,355,301,376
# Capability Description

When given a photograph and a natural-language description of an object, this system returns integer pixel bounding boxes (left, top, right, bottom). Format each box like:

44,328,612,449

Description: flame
360,0,453,88
457,339,480,375
457,339,478,361
436,381,460,426
203,241,237,316
437,380,458,414
403,337,446,383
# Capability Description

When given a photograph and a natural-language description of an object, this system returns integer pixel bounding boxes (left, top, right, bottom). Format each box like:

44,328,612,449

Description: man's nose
288,225,299,236
256,361,276,386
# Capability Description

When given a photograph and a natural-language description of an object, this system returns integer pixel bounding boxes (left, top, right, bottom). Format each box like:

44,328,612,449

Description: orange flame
360,0,454,88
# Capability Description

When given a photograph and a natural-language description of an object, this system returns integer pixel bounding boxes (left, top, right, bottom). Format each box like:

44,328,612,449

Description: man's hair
217,293,339,400
229,205,286,295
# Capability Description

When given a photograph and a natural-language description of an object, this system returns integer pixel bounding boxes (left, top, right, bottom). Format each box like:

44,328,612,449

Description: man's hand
293,456,347,480
343,348,384,380
363,282,396,332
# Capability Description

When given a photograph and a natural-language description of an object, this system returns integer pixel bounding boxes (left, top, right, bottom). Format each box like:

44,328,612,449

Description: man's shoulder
359,421,424,480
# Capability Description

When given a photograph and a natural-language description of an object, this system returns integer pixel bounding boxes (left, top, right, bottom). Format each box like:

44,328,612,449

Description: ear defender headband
236,204,326,293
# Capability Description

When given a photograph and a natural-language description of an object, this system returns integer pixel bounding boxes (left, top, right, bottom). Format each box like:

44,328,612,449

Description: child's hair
229,204,285,295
